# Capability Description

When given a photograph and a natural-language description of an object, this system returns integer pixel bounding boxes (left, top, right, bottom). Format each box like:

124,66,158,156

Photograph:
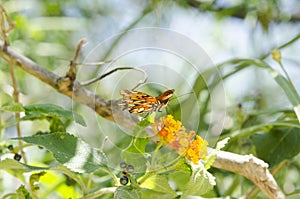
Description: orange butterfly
119,89,175,114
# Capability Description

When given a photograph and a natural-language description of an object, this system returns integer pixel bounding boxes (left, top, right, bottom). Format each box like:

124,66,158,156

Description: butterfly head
156,89,175,105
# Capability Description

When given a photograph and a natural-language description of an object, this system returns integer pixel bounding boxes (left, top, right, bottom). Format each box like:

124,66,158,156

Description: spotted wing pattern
119,89,174,114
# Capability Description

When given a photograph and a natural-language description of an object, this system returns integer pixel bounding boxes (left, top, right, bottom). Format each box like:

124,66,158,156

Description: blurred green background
0,0,300,198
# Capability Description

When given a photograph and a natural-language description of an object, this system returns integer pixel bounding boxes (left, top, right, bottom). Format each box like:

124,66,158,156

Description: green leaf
23,104,86,127
270,71,300,122
181,163,215,197
114,186,141,199
205,137,230,170
0,159,46,182
0,159,86,191
51,165,86,191
270,70,300,107
16,185,31,199
250,127,300,166
30,171,46,191
14,132,108,173
0,159,42,172
121,137,149,174
0,91,14,107
0,102,25,112
140,175,177,196
133,117,152,138
216,137,230,150
140,189,176,199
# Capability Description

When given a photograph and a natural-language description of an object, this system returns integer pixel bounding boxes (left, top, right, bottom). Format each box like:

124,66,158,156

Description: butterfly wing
119,90,158,114
154,89,175,111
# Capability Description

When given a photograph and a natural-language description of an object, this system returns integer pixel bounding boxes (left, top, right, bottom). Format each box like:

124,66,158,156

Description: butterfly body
119,89,174,114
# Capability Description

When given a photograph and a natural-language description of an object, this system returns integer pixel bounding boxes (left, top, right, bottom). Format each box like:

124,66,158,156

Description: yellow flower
152,115,208,164
152,115,182,143
185,135,208,164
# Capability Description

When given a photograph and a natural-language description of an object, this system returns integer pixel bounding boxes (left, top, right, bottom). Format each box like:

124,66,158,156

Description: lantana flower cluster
152,115,208,164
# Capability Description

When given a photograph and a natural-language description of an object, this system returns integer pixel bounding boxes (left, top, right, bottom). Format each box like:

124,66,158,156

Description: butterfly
119,89,175,114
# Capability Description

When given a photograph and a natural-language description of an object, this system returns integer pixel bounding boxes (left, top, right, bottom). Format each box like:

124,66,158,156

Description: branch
212,150,286,199
0,40,285,199
0,40,138,130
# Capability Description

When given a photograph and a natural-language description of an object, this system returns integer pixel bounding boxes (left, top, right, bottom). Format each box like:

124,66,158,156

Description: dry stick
213,150,286,199
0,5,15,45
242,160,289,199
0,40,286,199
8,59,27,163
0,7,27,163
67,38,86,80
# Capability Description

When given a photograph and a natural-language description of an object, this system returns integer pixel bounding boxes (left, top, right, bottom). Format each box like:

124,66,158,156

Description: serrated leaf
23,104,86,126
1,102,25,112
204,153,216,170
140,175,177,196
216,137,230,150
114,186,141,199
205,138,229,170
14,132,108,173
250,127,300,166
181,163,215,197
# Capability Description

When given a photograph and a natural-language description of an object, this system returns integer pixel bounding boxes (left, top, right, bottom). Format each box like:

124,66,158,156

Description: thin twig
0,5,15,45
260,33,300,60
81,67,148,88
67,38,86,80
1,6,27,163
8,59,27,163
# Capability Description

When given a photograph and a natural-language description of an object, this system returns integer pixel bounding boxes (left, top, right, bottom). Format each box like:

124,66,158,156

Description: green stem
98,167,119,186
225,122,300,142
85,172,94,195
78,187,116,199
150,141,164,168
138,161,179,185
277,60,294,88
260,33,300,59
1,193,16,199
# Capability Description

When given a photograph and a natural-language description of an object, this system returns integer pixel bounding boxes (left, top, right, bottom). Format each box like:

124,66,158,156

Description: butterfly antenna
131,68,148,90
81,67,147,86
170,92,194,102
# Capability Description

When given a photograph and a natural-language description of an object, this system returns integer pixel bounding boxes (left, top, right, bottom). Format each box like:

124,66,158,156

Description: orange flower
152,115,182,143
152,115,208,164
